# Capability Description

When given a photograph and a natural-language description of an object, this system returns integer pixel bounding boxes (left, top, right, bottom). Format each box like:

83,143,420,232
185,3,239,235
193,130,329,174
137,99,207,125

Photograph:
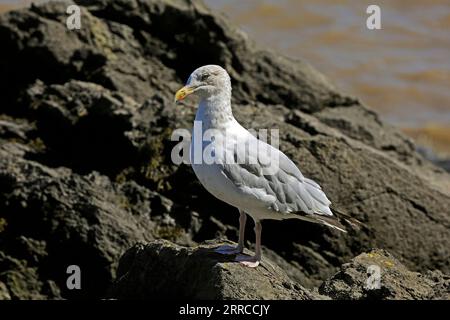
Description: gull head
174,65,231,103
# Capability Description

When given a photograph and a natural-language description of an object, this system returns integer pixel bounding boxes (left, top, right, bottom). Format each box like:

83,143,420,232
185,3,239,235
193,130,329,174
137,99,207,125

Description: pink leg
215,210,247,254
237,210,247,252
236,220,261,268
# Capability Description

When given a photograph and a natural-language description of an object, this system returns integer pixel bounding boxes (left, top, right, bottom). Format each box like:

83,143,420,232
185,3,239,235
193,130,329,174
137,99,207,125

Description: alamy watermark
66,5,81,30
366,5,382,30
365,264,381,290
171,121,280,175
64,4,382,32
66,265,81,290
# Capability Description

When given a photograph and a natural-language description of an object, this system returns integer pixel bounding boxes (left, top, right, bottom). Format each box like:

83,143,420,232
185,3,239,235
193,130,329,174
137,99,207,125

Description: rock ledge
109,241,449,300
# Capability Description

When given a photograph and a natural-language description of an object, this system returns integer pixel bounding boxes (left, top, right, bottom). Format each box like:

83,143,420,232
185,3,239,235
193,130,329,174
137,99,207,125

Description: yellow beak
174,85,195,103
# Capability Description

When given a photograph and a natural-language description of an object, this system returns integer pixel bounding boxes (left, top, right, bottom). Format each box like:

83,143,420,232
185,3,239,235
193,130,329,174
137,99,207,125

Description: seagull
175,65,359,267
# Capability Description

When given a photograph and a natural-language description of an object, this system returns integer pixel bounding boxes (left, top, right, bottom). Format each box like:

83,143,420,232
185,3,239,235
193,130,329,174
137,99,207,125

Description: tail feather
292,211,347,232
314,215,348,233
332,208,364,231
292,208,363,233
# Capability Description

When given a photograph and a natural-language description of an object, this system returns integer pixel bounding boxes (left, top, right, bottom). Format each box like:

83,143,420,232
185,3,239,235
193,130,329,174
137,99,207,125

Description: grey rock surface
109,241,449,300
109,239,325,300
0,147,158,299
320,249,450,300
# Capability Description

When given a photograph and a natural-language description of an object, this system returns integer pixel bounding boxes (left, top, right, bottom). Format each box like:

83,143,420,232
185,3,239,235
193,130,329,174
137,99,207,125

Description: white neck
195,91,234,129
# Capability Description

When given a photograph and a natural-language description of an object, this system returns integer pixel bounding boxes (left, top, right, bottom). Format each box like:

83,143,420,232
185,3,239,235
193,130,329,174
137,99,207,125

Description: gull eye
200,73,210,82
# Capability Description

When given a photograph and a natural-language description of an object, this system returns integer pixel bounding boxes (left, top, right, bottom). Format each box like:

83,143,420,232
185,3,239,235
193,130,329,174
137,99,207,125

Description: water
208,0,450,128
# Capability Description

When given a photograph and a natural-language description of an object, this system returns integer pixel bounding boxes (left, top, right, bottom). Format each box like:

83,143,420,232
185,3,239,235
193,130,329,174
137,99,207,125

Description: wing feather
220,134,333,218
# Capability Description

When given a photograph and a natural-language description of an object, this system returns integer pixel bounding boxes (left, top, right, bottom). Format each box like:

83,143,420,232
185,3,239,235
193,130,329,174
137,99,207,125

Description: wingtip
332,208,365,232
317,216,348,233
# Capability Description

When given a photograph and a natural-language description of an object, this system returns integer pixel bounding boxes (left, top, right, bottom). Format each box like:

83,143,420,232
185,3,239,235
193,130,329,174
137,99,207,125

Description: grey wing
220,136,333,217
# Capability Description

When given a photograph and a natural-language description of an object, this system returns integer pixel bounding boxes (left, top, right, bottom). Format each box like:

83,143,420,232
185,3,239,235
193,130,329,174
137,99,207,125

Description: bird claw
235,254,260,268
214,245,242,255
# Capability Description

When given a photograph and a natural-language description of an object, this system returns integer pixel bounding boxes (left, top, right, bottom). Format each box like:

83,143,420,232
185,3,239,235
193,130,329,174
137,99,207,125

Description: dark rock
0,281,11,300
320,249,450,300
0,0,176,107
18,79,142,176
0,117,32,141
108,239,325,300
0,149,190,298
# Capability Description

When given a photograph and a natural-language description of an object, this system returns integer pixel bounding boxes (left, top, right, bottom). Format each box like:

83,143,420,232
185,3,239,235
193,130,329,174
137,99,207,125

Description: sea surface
208,0,450,128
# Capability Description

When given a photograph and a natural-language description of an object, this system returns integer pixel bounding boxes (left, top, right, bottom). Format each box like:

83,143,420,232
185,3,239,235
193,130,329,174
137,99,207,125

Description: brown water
209,0,450,129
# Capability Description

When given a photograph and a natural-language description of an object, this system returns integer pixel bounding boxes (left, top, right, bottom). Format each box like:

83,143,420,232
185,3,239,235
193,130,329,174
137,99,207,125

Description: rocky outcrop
0,144,189,299
0,0,449,299
320,249,450,300
109,239,325,300
109,241,449,300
